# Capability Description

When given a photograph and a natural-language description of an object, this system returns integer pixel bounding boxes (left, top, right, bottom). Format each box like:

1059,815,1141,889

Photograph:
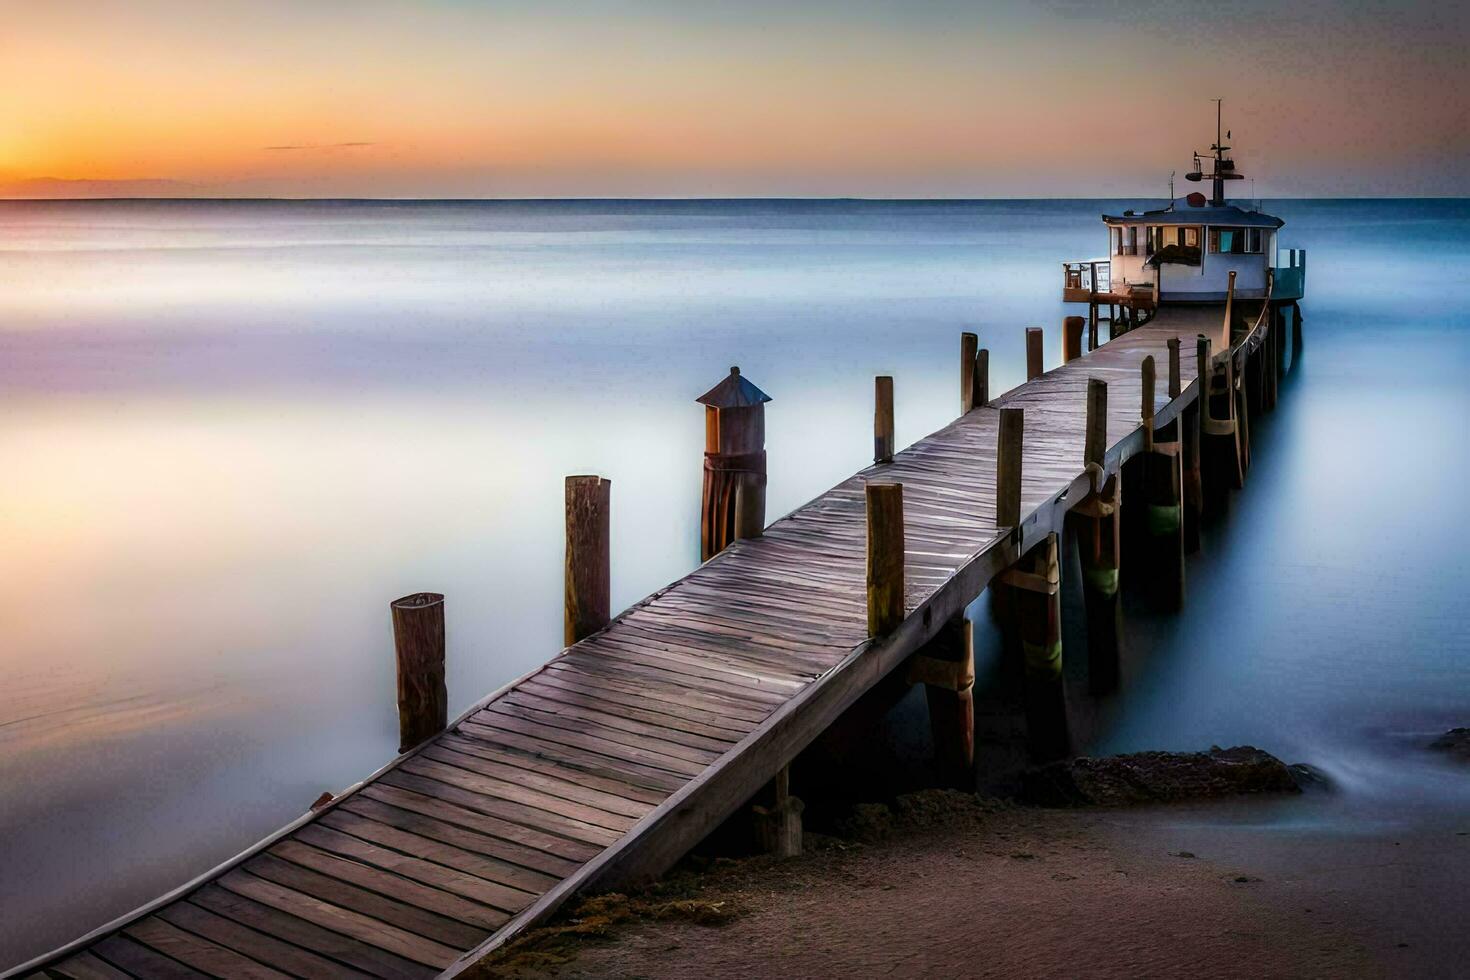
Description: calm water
1,199,1467,966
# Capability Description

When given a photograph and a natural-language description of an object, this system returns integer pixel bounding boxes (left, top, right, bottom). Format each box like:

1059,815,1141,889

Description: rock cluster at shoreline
1429,727,1470,761
1019,745,1303,807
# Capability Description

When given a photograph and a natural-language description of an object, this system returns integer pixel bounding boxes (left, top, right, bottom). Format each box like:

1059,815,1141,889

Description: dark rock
1019,746,1302,807
1429,728,1470,761
1288,762,1334,791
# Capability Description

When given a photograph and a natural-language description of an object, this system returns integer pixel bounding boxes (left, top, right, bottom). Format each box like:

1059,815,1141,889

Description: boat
1063,102,1301,328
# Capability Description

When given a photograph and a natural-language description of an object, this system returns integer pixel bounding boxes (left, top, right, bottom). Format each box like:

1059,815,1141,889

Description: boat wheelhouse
1063,103,1292,320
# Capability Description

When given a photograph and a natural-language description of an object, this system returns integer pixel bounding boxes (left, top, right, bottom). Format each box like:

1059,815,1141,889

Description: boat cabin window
1184,227,1199,248
1210,227,1265,255
1146,226,1158,256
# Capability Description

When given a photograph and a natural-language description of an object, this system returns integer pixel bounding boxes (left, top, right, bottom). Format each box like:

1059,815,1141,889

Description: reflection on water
1,199,1467,966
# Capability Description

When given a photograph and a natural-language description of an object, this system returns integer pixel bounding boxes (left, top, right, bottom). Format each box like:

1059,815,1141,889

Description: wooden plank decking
10,300,1270,980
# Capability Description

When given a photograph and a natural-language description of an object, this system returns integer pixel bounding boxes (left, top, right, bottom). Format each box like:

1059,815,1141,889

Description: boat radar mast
1185,99,1245,207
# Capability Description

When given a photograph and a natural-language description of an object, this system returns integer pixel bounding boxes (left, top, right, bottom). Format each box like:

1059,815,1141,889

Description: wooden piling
1141,363,1184,610
1062,316,1084,364
698,367,771,561
960,332,978,414
565,475,611,645
974,347,989,409
1087,261,1100,350
866,482,905,635
995,407,1023,528
874,375,894,464
1026,327,1044,381
752,765,803,858
391,592,447,753
1003,533,1068,760
734,474,764,541
1069,377,1120,693
908,615,975,785
1141,355,1156,452
1167,337,1182,399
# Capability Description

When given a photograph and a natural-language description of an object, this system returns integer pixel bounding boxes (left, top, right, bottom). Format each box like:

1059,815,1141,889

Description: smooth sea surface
1,198,1467,967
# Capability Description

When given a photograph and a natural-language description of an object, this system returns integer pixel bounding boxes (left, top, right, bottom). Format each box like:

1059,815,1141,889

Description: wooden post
1200,337,1243,513
1025,327,1044,381
866,482,905,635
1167,337,1182,399
874,375,894,464
974,347,989,409
698,367,771,562
908,615,975,786
960,332,978,414
565,475,611,645
1062,316,1084,363
1292,301,1304,366
391,592,447,753
1088,261,1100,350
734,475,764,541
1068,377,1120,694
1141,362,1185,610
1141,355,1156,452
752,764,803,857
1004,533,1068,760
995,407,1023,528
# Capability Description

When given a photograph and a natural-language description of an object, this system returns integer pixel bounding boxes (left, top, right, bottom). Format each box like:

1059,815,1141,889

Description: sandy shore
475,792,1469,980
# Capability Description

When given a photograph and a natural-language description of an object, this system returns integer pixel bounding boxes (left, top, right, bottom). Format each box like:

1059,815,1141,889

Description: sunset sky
2,0,1466,198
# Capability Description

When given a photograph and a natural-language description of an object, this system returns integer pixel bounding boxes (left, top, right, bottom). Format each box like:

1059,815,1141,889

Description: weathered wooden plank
422,742,656,818
401,755,639,832
189,884,432,980
243,853,485,949
122,917,292,980
91,936,208,980
295,821,540,914
452,721,688,794
434,732,671,807
216,870,458,970
156,900,372,980
325,800,565,894
271,839,508,931
44,952,132,980
355,782,598,868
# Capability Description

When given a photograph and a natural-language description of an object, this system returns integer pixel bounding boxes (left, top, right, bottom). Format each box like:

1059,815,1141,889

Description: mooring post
974,346,989,409
908,614,975,786
752,764,803,858
1005,532,1068,760
1200,343,1243,512
866,482,905,636
995,407,1023,528
1068,378,1120,693
1141,358,1185,610
565,475,611,645
1087,261,1100,350
1025,327,1044,381
698,366,771,562
1062,316,1084,364
391,592,447,753
874,375,895,464
960,332,978,414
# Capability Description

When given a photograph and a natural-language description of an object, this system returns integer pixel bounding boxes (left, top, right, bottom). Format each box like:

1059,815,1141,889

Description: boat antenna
1185,99,1244,205
1168,170,1176,208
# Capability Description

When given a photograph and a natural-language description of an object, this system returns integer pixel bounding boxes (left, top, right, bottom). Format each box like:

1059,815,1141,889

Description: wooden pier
9,277,1300,980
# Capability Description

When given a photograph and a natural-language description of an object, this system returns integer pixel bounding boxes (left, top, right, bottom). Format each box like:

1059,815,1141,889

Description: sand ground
479,794,1469,980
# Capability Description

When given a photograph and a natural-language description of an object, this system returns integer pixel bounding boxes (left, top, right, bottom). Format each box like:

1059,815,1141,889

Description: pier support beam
1199,336,1243,513
1140,357,1185,610
391,592,447,753
908,615,975,786
752,765,803,858
992,407,1068,759
1002,533,1068,761
565,475,611,645
1292,301,1304,367
1068,378,1120,694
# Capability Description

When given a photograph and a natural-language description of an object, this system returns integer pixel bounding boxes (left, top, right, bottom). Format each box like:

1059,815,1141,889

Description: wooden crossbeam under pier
9,299,1279,980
